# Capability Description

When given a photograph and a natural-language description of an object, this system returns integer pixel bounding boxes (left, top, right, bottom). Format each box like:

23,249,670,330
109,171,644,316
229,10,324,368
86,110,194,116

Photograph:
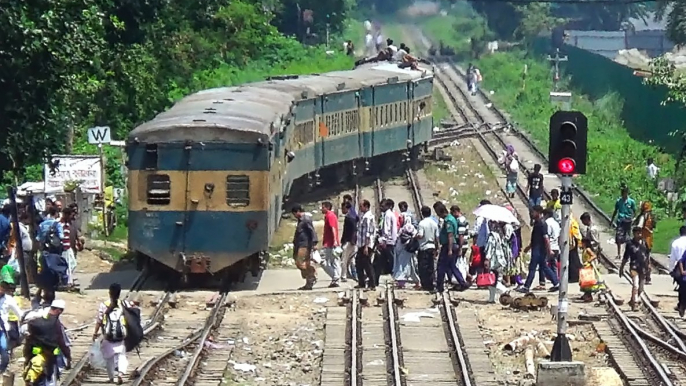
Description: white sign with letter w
88,126,111,144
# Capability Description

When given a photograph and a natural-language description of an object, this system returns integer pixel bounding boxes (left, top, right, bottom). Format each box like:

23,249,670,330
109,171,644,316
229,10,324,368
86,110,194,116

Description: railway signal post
538,111,588,385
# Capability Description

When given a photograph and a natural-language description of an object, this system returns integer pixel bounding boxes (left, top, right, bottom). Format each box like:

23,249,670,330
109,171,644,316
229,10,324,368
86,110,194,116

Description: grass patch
433,88,450,123
94,246,126,261
423,144,504,212
418,11,677,253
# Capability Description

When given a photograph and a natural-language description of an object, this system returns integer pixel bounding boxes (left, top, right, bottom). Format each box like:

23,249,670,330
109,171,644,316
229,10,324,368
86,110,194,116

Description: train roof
128,62,433,142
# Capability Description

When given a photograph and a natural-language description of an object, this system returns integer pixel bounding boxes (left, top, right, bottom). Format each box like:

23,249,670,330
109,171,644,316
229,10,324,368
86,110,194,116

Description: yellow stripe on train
129,170,269,212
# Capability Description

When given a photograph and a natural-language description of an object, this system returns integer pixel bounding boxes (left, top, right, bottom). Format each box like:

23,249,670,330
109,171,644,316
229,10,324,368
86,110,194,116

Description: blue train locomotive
126,61,434,282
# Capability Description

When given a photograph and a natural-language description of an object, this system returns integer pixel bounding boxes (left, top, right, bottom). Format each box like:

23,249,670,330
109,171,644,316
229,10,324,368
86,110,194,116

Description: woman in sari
498,145,519,199
579,238,606,302
485,222,510,303
568,214,583,284
502,220,519,286
393,222,421,289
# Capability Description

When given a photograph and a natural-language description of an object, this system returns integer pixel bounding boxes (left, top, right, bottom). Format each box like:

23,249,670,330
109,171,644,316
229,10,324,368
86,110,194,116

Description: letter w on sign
88,126,111,144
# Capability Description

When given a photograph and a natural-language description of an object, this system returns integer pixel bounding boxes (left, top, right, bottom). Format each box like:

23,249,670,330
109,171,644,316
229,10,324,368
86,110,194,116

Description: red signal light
558,157,576,174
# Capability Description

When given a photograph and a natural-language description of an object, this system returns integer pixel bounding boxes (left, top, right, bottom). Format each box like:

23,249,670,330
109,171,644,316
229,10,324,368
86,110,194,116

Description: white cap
51,299,66,309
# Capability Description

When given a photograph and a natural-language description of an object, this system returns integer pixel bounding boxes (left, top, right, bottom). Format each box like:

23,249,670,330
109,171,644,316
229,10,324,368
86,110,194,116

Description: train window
143,144,158,170
226,175,250,206
394,104,399,123
146,174,171,205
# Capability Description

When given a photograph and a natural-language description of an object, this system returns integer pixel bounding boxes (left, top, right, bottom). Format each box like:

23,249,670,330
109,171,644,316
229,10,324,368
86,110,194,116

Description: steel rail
374,178,384,219
443,58,668,274
175,291,229,386
346,289,361,386
605,294,674,386
130,329,203,386
434,55,681,384
442,292,473,386
405,169,423,215
441,61,686,351
385,285,403,386
61,269,169,386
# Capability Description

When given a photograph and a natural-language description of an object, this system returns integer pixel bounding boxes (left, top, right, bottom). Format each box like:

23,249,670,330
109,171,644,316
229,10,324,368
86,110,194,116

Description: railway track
59,267,233,386
339,286,477,386
60,270,169,386
426,41,684,385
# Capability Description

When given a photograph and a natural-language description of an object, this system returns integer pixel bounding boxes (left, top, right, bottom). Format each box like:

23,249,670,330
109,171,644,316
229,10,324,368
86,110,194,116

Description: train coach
126,61,434,284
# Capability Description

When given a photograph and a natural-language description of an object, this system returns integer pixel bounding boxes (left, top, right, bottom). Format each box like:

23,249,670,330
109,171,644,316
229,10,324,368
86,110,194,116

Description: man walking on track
355,200,376,290
321,201,341,288
291,204,318,290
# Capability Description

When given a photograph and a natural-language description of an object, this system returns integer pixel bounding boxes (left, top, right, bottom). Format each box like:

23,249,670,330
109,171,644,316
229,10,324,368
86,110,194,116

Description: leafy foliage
467,0,649,41
0,0,354,186
654,1,686,46
357,0,414,15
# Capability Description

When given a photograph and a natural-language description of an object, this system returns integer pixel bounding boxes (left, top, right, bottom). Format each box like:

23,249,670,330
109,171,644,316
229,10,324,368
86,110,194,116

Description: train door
359,87,374,160
178,143,193,270
407,81,415,148
314,97,324,172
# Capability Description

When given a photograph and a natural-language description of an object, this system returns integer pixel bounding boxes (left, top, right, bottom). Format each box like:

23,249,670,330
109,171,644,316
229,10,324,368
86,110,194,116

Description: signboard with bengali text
43,155,102,194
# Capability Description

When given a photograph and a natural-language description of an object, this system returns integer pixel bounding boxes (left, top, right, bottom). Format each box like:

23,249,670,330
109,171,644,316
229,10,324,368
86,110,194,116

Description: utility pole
547,48,568,91
7,187,30,299
548,49,572,111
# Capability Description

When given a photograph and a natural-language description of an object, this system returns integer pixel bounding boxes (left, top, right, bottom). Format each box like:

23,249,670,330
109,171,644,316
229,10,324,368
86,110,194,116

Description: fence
566,30,674,58
533,38,686,154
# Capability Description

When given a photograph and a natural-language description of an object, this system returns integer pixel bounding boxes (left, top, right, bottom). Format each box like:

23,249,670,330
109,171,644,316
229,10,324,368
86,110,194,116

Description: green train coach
126,61,434,284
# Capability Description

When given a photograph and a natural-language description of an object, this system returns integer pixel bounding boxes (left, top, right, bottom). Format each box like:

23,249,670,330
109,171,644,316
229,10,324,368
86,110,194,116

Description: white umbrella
473,204,519,225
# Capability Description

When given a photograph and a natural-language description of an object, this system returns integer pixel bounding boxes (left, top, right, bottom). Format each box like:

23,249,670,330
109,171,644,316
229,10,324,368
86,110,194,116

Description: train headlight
286,151,296,163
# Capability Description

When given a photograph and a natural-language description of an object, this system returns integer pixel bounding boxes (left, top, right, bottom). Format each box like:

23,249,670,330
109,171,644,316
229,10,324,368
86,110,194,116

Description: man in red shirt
321,201,341,288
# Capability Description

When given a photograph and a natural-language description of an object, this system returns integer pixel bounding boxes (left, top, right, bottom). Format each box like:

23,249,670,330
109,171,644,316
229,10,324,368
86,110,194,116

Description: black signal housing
548,111,588,175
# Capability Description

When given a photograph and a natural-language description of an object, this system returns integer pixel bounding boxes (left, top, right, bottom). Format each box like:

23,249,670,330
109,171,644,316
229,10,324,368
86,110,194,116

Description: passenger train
126,61,434,284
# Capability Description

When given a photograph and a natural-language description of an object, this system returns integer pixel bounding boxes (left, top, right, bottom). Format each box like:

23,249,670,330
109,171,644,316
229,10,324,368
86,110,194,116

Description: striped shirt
356,210,376,249
61,222,71,250
456,215,469,236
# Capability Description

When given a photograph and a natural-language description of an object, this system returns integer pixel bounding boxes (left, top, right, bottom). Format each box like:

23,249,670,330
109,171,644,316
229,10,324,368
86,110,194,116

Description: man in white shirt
0,281,23,372
544,208,561,280
415,206,439,292
646,158,660,180
355,200,376,289
386,38,398,54
375,199,397,286
364,33,375,57
670,226,686,272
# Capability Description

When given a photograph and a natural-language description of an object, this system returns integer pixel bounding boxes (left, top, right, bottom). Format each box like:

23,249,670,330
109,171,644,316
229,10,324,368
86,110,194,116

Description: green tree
514,4,563,44
552,1,649,31
655,1,686,46
0,0,352,186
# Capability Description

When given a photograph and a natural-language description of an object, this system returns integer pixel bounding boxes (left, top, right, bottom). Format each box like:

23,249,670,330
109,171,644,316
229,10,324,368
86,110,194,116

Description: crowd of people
0,198,143,385
289,188,610,306
287,143,686,319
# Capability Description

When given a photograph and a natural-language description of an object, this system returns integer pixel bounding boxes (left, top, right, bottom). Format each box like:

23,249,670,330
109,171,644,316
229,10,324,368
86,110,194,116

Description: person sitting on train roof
386,38,398,54
392,44,408,62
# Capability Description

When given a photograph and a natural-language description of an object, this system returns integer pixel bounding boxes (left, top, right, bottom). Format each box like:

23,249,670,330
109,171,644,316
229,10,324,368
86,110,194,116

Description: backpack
27,314,60,352
43,222,62,254
103,302,127,342
122,305,144,352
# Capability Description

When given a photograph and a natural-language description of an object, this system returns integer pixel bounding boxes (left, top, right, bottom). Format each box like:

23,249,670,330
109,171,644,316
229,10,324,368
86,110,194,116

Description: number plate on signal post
560,191,573,205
